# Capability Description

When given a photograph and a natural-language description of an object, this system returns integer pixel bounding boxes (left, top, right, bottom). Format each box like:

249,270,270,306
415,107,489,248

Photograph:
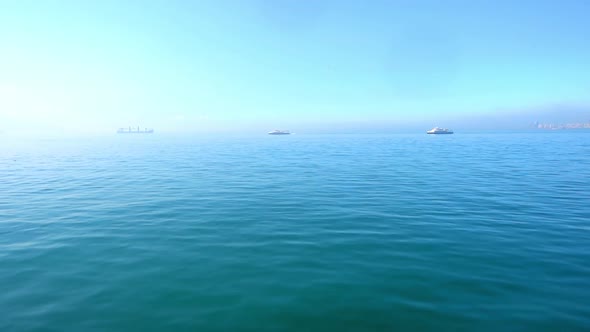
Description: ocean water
1,132,589,331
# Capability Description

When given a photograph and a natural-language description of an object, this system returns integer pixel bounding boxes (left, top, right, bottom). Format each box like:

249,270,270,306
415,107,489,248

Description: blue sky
1,0,589,133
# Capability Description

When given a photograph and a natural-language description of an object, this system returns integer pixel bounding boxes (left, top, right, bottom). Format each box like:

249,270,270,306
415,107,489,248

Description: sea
1,131,589,331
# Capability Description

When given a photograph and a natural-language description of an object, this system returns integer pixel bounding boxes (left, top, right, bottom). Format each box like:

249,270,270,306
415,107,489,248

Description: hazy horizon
2,104,589,136
2,0,589,134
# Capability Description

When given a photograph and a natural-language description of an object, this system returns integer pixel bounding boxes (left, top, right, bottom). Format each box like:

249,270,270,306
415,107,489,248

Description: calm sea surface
1,132,589,331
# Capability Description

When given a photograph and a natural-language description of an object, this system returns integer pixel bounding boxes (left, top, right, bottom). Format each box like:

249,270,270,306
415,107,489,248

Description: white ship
268,130,290,135
427,127,453,134
117,126,154,134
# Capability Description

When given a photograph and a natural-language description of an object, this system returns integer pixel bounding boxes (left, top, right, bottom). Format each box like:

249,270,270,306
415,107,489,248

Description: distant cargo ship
268,130,290,135
117,127,154,134
427,127,453,134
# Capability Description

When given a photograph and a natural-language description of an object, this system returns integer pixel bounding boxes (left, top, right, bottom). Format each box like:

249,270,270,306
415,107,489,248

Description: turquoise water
1,132,589,331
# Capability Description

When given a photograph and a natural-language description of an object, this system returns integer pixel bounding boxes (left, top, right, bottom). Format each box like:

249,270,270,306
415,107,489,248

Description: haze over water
2,132,589,331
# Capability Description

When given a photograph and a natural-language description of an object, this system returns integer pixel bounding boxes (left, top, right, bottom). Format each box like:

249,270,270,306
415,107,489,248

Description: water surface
1,132,589,331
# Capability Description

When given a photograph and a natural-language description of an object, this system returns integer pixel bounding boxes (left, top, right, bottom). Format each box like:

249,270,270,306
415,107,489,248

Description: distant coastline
532,121,590,130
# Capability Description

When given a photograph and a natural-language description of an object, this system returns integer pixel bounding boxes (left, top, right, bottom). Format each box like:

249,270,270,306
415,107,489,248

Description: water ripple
1,132,590,331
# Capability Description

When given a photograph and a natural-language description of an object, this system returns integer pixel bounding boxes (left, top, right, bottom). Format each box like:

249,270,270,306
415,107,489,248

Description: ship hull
117,131,154,134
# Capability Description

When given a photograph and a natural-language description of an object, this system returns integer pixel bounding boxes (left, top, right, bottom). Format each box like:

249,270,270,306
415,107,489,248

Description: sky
1,0,589,134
